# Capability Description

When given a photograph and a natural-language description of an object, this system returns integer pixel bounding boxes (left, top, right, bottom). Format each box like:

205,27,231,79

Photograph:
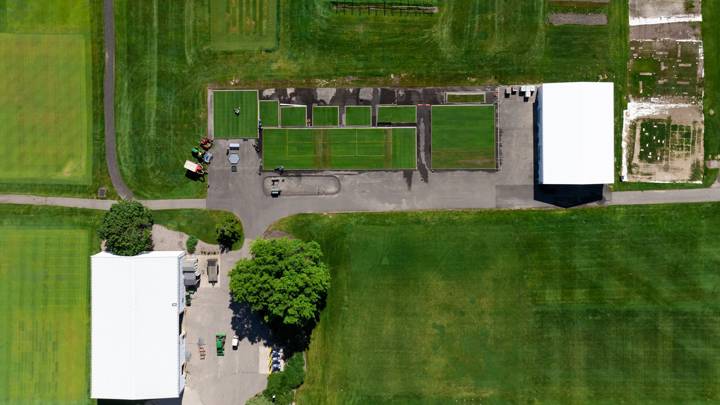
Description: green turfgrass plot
377,105,416,124
0,226,91,404
313,105,339,127
209,0,278,51
0,33,91,185
213,90,258,138
260,100,280,127
263,127,415,170
282,204,720,404
345,105,372,126
431,105,495,169
447,92,486,103
280,106,307,127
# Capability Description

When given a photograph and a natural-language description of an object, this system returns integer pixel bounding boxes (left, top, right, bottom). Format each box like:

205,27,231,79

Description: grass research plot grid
0,226,92,404
431,105,496,169
209,0,278,51
263,127,416,170
212,90,258,138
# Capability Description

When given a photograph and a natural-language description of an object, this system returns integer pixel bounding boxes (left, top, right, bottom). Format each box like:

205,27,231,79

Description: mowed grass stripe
213,90,258,138
262,128,415,170
0,227,91,404
283,204,720,404
431,105,496,169
0,33,92,185
209,0,278,50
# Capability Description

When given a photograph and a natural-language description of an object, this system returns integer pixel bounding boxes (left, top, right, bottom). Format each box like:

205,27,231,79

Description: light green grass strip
313,105,340,127
260,100,279,127
0,33,91,184
431,105,495,169
345,105,372,126
0,227,91,404
213,90,258,138
377,105,416,124
280,106,307,127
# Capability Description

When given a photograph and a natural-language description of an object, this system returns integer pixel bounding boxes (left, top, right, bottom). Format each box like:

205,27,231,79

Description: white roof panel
91,251,185,400
540,82,614,184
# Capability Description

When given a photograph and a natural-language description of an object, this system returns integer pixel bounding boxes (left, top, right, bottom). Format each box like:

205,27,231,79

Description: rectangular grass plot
345,105,372,126
280,106,307,127
259,100,279,127
313,105,339,127
431,105,495,169
377,105,417,124
213,90,258,138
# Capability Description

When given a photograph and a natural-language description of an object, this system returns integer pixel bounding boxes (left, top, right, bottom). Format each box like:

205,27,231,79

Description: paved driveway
182,244,269,405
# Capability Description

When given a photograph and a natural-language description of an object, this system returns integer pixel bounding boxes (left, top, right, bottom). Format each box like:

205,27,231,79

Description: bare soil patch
622,103,704,183
630,0,701,20
548,13,607,26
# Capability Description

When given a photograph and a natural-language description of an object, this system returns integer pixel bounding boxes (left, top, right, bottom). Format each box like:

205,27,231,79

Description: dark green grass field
209,0,277,51
0,204,106,405
313,105,339,127
213,90,258,138
263,127,415,170
345,105,372,126
280,106,307,127
115,0,629,197
431,105,495,169
0,0,112,197
277,204,720,404
260,100,280,127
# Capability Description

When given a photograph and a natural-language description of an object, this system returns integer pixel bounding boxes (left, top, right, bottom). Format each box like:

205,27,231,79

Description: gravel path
103,0,133,199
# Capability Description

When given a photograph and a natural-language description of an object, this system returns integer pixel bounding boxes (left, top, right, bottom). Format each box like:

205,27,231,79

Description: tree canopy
98,201,153,256
229,238,330,327
216,216,243,250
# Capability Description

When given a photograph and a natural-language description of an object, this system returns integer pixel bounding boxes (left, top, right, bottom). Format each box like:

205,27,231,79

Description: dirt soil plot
623,103,704,183
548,13,607,26
629,0,701,20
629,40,703,102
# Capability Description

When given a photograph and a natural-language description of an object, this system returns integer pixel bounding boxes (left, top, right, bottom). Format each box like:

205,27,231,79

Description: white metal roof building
91,251,186,400
537,82,614,185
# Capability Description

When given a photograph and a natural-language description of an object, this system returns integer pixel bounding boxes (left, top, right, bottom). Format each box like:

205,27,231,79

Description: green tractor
216,333,226,356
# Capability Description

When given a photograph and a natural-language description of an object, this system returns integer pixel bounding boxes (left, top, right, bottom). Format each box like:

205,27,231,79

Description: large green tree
98,201,153,256
230,238,330,327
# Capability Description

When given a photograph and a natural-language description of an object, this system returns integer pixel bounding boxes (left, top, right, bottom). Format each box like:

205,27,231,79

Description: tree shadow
228,297,323,356
228,300,273,345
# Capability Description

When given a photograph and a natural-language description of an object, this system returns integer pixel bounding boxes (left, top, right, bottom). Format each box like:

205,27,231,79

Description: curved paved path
103,0,133,200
